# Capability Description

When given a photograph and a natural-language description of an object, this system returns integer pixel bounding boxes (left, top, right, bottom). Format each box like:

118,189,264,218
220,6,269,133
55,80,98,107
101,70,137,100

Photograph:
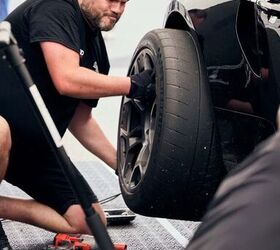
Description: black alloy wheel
118,48,156,192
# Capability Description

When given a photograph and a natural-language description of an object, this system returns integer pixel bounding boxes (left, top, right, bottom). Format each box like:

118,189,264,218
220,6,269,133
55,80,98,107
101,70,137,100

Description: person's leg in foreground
1,146,106,235
0,116,104,246
0,116,12,249
186,131,280,250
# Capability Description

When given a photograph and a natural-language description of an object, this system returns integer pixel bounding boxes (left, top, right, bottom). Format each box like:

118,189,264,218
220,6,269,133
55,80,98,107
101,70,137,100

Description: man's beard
80,7,118,31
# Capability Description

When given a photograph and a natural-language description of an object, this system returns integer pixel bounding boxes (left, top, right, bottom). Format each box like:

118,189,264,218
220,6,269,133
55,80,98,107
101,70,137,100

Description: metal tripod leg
0,21,114,250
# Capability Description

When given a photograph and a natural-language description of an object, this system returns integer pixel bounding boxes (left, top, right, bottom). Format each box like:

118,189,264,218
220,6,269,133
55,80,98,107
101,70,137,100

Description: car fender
163,0,195,31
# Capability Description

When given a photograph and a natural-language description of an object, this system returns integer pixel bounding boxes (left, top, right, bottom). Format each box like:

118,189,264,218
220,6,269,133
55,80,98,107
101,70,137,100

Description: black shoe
0,221,12,250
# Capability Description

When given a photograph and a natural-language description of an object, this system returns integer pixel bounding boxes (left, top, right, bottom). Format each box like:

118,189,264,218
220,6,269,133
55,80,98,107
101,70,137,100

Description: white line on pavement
156,218,189,247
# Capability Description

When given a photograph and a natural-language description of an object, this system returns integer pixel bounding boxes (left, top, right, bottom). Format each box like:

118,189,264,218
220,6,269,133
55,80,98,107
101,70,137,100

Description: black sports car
117,0,280,221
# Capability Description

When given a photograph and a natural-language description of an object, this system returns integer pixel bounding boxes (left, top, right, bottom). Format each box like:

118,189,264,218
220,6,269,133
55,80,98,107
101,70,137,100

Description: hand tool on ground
46,233,127,250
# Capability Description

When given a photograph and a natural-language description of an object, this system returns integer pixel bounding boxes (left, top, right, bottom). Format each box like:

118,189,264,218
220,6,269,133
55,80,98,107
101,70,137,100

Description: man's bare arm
40,41,131,99
68,102,117,170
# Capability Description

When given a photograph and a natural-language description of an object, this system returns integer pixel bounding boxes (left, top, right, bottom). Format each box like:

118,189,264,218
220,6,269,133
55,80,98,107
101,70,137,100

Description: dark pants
187,131,280,250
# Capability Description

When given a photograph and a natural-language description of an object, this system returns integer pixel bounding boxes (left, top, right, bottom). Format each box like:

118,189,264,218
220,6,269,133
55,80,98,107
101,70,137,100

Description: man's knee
0,116,11,181
0,116,12,153
64,203,106,234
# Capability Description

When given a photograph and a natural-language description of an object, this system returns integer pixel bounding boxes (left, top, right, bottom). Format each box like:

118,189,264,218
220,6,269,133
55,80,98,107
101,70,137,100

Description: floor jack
0,21,127,250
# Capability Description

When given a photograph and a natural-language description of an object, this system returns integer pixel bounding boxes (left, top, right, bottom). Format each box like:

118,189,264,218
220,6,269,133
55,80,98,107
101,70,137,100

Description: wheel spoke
123,162,133,184
132,61,140,74
120,127,128,137
134,143,150,174
132,99,145,112
148,102,156,143
143,52,153,70
127,136,142,151
129,164,143,188
122,95,131,103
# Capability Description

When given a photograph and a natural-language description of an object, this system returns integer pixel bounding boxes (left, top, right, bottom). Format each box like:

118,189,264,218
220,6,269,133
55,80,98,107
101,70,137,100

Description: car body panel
163,0,279,166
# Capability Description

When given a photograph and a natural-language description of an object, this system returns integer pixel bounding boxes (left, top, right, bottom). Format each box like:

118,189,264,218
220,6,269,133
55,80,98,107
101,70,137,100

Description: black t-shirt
5,0,110,135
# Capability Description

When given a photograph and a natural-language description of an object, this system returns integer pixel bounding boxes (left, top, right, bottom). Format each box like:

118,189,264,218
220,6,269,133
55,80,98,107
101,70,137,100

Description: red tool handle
114,243,127,250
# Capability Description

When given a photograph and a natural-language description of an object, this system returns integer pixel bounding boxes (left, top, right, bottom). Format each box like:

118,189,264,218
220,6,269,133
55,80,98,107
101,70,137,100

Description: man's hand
127,69,156,99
